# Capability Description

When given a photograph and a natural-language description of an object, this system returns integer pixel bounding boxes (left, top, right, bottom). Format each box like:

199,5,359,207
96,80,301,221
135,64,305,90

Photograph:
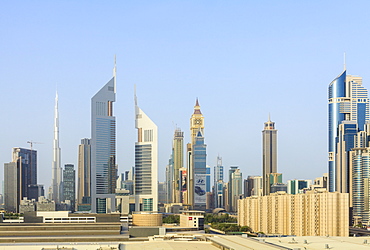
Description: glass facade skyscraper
63,164,75,211
328,69,369,192
91,61,117,213
193,130,207,210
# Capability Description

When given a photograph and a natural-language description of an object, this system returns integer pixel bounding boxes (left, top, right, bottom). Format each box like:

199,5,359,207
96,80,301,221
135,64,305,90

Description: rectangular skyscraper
262,117,277,196
91,60,117,213
134,91,158,212
172,128,184,203
63,164,76,211
78,138,91,205
214,156,224,208
328,69,369,192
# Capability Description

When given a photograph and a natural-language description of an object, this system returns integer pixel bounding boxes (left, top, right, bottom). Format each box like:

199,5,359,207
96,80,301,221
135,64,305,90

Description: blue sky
1,1,370,191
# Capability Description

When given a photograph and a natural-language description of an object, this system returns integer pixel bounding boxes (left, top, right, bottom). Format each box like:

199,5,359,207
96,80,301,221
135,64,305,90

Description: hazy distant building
244,175,263,197
227,166,238,212
63,164,76,211
287,179,312,194
238,189,349,236
158,182,166,204
231,168,242,212
77,138,91,206
165,158,173,203
50,92,63,204
262,116,277,195
270,183,287,193
91,60,117,213
328,69,369,192
134,91,158,212
4,162,19,212
214,156,224,208
28,184,44,201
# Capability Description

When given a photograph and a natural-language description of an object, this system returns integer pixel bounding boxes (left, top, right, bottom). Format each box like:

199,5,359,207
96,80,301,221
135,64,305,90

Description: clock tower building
188,98,207,210
190,98,204,144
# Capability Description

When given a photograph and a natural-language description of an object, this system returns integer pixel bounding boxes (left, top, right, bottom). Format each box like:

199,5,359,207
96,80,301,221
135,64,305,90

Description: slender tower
262,115,277,196
91,58,117,213
51,92,62,203
134,89,158,212
188,99,206,210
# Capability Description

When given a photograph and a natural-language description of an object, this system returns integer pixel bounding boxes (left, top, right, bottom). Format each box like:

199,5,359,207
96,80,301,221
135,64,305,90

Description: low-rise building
180,211,204,230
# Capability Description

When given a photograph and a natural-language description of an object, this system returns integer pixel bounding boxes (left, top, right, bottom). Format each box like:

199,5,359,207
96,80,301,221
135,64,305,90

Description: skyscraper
192,130,207,211
262,116,277,196
134,91,158,212
51,92,63,204
328,68,369,192
227,166,238,211
214,156,224,208
77,138,91,205
4,162,19,212
188,99,206,210
63,164,76,211
4,148,37,212
91,60,117,213
231,168,242,212
172,128,184,203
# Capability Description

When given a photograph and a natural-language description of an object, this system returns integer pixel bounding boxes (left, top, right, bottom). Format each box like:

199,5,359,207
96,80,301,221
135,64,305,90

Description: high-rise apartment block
63,164,76,211
328,69,369,192
134,92,158,212
262,116,277,195
91,61,117,213
238,189,349,236
77,138,91,206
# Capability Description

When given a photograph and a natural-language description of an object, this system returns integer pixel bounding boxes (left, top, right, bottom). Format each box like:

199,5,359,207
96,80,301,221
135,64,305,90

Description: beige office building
238,189,349,237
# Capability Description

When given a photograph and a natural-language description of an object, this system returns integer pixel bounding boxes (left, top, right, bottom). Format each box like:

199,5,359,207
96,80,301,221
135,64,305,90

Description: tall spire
194,98,202,114
268,113,271,122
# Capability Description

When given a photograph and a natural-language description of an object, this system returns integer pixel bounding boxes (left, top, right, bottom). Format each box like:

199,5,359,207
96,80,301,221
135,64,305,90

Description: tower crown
194,98,202,114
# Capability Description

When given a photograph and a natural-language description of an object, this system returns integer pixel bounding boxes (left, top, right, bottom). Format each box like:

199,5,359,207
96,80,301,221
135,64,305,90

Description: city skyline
3,1,370,191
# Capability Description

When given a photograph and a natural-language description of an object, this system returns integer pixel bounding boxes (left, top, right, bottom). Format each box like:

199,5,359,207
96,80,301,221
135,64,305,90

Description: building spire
193,98,202,114
113,55,117,93
344,52,346,71
268,113,271,122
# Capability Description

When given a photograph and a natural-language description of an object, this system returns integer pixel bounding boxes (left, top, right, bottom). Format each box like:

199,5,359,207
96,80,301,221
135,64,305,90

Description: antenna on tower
344,52,346,71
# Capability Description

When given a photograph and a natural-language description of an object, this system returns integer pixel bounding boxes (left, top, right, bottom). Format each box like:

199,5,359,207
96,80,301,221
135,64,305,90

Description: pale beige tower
172,128,184,203
190,98,204,144
262,115,277,196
